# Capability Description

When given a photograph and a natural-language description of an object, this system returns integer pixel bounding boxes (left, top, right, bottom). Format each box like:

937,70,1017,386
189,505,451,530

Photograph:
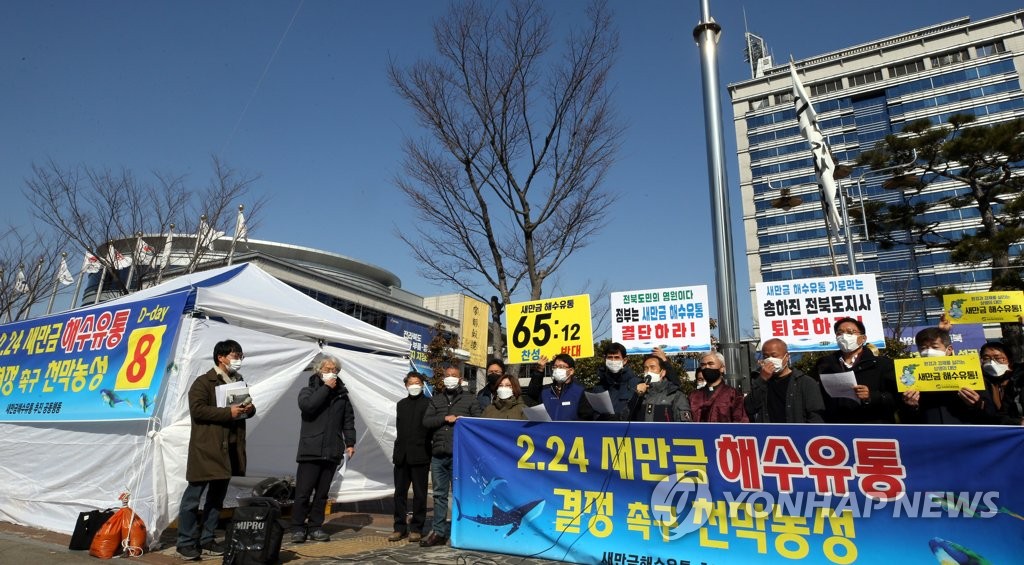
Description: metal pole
837,180,857,274
819,197,841,277
694,0,742,388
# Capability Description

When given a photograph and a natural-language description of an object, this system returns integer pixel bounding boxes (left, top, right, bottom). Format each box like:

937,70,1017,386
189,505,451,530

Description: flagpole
72,270,85,310
227,204,244,266
0,269,9,323
156,223,175,285
94,244,109,305
46,252,67,315
190,216,206,274
19,258,44,321
126,232,142,292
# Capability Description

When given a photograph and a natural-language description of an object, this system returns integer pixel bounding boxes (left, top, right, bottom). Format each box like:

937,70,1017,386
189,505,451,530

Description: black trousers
393,462,429,534
292,460,338,531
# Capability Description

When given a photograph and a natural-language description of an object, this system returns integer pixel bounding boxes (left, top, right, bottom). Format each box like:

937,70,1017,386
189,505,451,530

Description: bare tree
389,0,622,358
23,156,265,296
0,226,71,320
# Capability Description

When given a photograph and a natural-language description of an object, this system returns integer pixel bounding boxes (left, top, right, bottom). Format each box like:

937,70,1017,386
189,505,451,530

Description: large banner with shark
0,290,189,422
453,419,1024,565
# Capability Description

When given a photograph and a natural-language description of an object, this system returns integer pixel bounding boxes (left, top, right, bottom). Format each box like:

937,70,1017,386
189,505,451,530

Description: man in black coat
815,317,898,423
389,372,431,543
290,356,356,544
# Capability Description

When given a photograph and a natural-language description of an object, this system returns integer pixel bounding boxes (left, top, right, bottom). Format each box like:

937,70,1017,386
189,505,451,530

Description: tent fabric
0,263,411,543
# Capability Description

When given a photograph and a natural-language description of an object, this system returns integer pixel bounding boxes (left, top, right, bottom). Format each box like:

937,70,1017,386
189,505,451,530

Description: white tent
0,263,411,543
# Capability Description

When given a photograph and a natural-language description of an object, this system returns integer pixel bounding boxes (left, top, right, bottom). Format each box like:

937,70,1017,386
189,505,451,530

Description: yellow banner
894,355,983,392
460,295,489,368
506,294,593,364
944,291,1024,324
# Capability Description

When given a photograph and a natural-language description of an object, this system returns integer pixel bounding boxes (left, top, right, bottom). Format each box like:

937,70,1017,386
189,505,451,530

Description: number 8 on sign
114,326,166,390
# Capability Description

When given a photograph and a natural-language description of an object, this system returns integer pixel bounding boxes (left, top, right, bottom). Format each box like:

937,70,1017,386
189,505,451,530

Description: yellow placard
114,326,167,390
460,295,490,368
944,291,1024,324
505,294,593,364
894,355,983,392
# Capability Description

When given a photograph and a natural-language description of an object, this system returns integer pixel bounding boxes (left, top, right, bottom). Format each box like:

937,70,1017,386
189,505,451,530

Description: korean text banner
756,274,883,352
506,294,593,363
453,419,1024,565
944,291,1024,324
887,324,985,356
0,290,190,422
610,286,710,354
894,355,983,392
385,316,434,375
461,295,489,368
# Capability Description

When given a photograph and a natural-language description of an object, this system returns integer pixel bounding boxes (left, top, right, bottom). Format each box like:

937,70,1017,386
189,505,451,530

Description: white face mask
321,372,337,382
836,334,861,353
228,359,243,372
551,368,569,383
496,386,514,400
765,357,785,374
696,380,707,389
983,360,1010,378
645,371,662,383
443,376,460,390
407,384,423,396
919,348,948,358
605,359,624,373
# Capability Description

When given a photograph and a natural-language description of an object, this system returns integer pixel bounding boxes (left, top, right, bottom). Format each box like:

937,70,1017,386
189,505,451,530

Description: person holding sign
290,356,356,544
627,355,692,422
524,354,595,421
177,340,254,560
689,352,747,423
421,366,482,547
745,339,824,423
900,327,976,425
815,318,898,424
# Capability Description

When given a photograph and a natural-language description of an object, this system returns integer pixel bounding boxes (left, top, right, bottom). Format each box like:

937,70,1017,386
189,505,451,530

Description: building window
976,40,1007,58
774,91,794,105
850,69,882,87
810,79,842,97
888,59,925,78
931,50,969,68
750,96,771,111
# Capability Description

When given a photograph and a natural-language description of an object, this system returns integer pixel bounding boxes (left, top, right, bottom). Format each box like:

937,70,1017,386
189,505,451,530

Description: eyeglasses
981,354,1009,363
229,353,245,360
486,371,503,376
836,330,862,336
552,364,571,370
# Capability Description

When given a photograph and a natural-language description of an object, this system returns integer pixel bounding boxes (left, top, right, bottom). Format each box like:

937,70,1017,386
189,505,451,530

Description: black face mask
486,373,501,387
701,368,722,384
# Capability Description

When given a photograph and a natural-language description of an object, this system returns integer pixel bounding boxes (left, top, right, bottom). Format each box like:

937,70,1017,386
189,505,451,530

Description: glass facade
736,22,1023,329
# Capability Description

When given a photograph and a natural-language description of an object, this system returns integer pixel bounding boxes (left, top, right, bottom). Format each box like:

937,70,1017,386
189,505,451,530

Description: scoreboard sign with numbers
505,294,593,363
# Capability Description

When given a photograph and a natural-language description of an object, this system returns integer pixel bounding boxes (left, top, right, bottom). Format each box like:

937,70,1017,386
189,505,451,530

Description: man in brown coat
176,340,255,561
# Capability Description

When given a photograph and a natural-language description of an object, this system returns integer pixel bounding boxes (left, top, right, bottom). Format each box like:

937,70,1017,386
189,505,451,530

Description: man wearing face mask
390,372,431,543
746,339,825,423
590,342,640,420
689,352,747,422
476,359,506,411
421,366,481,547
628,355,692,422
290,356,356,544
525,354,595,421
177,340,254,560
815,317,898,424
899,327,974,424
963,342,1022,425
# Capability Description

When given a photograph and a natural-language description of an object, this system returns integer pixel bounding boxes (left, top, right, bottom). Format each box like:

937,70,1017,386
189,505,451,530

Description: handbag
69,508,116,550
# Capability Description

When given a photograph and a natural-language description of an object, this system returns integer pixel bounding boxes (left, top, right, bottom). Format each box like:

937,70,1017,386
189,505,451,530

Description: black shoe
419,532,447,547
309,528,332,542
176,545,201,560
291,530,307,544
201,540,226,556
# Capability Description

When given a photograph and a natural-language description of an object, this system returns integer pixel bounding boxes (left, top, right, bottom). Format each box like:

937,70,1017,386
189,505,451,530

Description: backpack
223,497,284,565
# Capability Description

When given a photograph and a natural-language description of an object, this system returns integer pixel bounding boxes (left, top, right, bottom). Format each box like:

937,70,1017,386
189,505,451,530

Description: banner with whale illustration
0,290,189,422
453,419,1024,565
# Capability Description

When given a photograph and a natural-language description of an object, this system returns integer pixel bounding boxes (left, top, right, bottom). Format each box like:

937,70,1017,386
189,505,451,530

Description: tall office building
729,11,1024,334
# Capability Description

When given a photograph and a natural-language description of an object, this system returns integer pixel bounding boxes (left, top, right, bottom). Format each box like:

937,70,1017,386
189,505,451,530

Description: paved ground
0,498,571,565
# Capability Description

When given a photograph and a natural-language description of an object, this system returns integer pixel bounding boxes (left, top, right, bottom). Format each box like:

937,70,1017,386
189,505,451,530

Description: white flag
136,238,157,261
160,229,175,268
234,211,248,243
107,246,132,269
82,252,102,274
14,268,29,293
198,219,225,250
57,257,74,286
790,62,842,237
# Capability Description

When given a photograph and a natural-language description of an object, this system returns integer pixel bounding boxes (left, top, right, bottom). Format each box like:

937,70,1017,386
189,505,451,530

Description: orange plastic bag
88,507,147,559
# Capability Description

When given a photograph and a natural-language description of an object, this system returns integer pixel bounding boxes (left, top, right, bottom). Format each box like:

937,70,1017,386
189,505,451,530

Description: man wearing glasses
815,317,898,423
177,340,255,560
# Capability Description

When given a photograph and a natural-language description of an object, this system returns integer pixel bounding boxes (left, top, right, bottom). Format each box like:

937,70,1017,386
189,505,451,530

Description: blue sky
2,1,1020,335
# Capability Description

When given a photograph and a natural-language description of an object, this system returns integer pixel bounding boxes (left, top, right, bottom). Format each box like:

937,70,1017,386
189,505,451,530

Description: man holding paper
816,318,898,424
177,340,254,560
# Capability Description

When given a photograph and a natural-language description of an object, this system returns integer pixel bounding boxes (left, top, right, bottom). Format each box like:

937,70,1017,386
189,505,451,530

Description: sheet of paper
215,381,247,408
523,404,552,422
585,390,615,415
819,371,859,401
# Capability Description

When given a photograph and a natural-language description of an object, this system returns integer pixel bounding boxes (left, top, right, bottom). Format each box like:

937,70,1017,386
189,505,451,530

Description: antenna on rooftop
743,7,772,78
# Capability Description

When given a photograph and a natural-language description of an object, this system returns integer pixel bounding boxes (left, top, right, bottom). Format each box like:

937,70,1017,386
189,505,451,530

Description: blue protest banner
0,290,190,422
453,419,1024,564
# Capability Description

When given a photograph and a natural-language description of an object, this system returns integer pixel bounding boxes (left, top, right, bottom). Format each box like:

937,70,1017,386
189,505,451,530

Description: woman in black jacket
290,356,356,543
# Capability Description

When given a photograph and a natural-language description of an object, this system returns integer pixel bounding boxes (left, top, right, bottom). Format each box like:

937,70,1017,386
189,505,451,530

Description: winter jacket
393,393,431,466
689,383,749,423
816,349,898,423
745,367,825,423
591,366,640,419
423,388,481,456
482,396,528,420
541,381,595,421
186,368,253,482
295,374,356,465
628,380,692,422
